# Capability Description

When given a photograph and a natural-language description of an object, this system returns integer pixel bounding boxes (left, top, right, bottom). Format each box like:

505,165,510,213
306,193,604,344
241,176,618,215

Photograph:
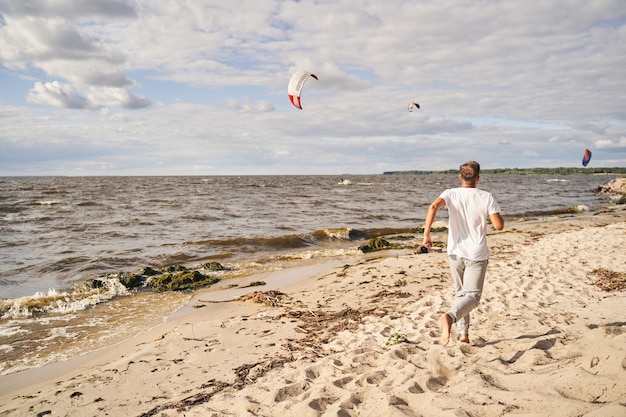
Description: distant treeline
383,167,626,175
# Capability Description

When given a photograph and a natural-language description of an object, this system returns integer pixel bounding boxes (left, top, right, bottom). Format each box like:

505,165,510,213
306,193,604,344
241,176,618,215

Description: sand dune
0,211,624,417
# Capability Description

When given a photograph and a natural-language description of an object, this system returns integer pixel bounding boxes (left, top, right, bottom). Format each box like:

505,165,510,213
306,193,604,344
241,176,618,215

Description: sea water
0,173,617,375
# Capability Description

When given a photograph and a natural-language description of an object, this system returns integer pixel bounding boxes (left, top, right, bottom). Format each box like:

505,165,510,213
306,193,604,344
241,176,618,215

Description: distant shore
383,167,626,175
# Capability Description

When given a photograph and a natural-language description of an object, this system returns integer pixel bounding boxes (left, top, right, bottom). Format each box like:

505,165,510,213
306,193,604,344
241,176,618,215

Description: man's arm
423,197,445,248
490,212,504,231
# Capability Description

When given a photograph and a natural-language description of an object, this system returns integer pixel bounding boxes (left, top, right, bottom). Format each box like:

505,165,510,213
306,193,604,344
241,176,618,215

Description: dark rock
166,265,189,273
140,266,160,276
84,279,106,289
359,237,391,253
117,272,144,289
148,270,219,292
201,261,230,271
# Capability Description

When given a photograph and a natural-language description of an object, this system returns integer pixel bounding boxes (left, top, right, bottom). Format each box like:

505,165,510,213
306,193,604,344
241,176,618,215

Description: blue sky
1,0,625,176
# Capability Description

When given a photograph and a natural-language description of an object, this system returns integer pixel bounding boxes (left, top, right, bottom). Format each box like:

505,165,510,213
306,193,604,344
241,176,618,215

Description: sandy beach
1,209,625,417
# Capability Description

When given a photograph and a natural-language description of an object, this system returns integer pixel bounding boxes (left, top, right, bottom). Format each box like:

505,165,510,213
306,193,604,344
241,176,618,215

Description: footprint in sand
305,367,319,380
408,382,425,394
274,381,310,402
380,325,393,337
425,376,448,392
307,395,339,412
389,348,409,360
333,376,354,388
480,373,508,390
364,370,386,385
389,396,422,417
458,343,479,357
351,350,382,371
339,393,365,409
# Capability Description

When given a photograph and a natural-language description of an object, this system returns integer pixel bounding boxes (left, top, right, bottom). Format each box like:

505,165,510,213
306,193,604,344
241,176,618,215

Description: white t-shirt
439,187,501,261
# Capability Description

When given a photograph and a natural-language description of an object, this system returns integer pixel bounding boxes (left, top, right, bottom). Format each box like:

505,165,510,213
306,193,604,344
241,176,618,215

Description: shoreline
0,260,349,397
1,208,624,416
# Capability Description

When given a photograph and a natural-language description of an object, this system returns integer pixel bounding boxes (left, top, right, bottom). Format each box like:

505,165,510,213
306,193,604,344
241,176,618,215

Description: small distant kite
408,102,420,112
288,70,318,110
582,148,592,167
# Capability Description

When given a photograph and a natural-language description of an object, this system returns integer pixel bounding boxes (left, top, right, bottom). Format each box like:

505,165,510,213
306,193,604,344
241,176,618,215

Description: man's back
440,187,500,260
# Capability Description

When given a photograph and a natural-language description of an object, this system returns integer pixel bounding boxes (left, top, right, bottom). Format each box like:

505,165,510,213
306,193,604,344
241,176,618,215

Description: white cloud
0,0,137,19
596,136,626,149
0,11,142,109
223,96,275,112
26,81,90,109
25,81,150,109
1,0,626,174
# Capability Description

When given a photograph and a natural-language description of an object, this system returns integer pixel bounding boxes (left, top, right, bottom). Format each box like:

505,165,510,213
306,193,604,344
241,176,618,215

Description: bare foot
440,313,453,346
459,334,470,344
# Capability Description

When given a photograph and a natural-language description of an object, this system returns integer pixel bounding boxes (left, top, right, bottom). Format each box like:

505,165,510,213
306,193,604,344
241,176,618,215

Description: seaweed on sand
139,295,390,416
239,290,285,306
590,268,626,291
359,237,392,253
279,307,388,356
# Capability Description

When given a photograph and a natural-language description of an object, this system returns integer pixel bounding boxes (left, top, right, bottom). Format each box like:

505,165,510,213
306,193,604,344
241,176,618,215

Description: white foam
1,279,130,319
323,228,353,240
0,325,27,338
33,200,60,205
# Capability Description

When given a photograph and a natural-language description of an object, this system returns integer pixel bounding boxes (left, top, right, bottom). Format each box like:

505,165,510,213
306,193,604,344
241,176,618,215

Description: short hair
460,161,480,184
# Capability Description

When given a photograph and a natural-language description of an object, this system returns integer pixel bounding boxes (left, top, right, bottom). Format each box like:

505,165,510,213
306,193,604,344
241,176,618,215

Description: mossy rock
359,237,391,253
148,270,219,292
83,279,107,290
392,235,416,241
117,272,144,289
413,226,448,233
140,266,160,276
166,265,189,273
201,262,230,271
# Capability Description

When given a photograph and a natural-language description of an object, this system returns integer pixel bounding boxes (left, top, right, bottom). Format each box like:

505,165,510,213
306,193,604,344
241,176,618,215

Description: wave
507,204,590,219
12,203,607,322
180,214,224,222
184,227,414,251
316,228,354,240
76,201,101,207
30,200,60,205
0,278,130,319
0,225,416,318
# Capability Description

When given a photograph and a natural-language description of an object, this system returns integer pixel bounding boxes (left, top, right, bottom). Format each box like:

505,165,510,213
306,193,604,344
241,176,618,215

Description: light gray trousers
447,255,489,334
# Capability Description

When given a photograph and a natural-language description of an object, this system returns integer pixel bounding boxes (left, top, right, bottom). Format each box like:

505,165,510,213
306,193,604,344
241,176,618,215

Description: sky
1,0,625,176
